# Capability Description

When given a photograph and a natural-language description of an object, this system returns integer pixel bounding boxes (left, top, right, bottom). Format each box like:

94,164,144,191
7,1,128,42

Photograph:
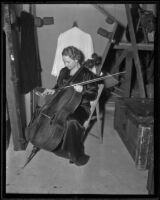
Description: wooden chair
83,83,104,144
82,69,120,144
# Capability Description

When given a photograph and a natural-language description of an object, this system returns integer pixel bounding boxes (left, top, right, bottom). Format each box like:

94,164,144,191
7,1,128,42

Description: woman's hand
42,88,55,96
73,85,83,93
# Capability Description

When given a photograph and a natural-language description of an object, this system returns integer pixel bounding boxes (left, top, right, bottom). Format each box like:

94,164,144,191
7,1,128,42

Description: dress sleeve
53,67,69,89
82,71,98,101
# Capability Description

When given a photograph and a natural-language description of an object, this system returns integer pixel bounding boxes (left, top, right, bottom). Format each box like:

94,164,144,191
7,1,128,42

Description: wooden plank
125,4,146,98
93,4,124,27
110,48,129,74
124,51,133,97
4,4,27,150
97,22,118,74
96,102,102,143
114,42,154,51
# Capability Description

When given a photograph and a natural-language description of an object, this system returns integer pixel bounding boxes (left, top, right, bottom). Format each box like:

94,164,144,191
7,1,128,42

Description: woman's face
62,55,78,70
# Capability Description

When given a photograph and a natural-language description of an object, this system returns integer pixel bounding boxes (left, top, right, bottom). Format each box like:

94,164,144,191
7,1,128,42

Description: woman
41,46,99,166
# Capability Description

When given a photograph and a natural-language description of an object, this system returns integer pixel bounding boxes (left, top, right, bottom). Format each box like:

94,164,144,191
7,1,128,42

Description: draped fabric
51,27,94,77
53,66,98,162
19,11,41,94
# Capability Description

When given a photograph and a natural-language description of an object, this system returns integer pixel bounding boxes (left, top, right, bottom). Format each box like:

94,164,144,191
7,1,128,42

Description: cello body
25,87,82,152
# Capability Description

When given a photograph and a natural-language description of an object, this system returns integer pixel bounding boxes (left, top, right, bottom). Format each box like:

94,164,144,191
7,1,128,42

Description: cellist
40,46,99,166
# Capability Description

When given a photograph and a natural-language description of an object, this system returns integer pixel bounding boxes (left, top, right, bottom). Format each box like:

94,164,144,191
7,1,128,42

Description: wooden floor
6,103,148,195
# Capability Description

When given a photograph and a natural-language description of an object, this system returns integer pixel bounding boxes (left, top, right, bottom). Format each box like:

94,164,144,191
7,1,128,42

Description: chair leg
96,102,102,143
101,108,105,143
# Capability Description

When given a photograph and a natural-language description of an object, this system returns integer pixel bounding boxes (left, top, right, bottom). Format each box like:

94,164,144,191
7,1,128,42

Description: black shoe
69,160,74,164
74,154,90,166
69,155,77,164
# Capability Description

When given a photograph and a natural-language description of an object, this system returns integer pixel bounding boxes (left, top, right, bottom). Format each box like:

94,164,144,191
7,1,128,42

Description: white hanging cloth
51,27,94,77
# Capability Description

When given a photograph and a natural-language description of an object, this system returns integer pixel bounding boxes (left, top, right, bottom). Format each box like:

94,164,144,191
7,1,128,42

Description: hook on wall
72,21,78,27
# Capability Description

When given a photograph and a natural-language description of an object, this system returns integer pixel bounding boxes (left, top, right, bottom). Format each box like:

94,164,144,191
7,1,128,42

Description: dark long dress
53,66,98,163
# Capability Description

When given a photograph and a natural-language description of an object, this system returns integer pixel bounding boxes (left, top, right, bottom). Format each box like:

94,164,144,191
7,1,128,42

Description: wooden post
124,51,133,97
125,4,146,98
4,4,27,150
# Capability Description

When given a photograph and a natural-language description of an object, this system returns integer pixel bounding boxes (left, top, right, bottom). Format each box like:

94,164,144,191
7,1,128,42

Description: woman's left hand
73,85,83,93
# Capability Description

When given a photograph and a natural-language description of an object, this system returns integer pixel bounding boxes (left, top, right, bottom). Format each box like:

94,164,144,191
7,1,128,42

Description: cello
25,63,84,152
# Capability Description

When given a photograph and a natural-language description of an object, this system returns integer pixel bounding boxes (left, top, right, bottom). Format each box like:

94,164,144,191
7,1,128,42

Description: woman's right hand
42,88,55,96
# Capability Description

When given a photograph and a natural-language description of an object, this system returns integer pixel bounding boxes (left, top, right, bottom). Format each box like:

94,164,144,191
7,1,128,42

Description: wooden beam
97,22,118,74
124,51,133,97
110,48,130,74
93,4,124,27
34,17,54,27
125,4,146,98
4,4,27,150
114,42,154,51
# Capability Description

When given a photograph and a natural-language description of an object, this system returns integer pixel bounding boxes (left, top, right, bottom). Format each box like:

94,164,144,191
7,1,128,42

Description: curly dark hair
83,53,102,69
62,46,85,65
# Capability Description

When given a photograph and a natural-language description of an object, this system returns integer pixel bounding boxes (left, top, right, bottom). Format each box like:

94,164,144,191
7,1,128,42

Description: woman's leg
53,107,90,165
61,119,85,161
62,107,90,162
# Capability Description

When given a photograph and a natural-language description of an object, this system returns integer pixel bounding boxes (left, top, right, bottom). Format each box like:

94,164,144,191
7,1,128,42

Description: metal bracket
35,17,54,27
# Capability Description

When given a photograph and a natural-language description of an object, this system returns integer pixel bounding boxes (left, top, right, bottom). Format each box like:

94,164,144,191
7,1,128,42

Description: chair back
83,83,104,129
